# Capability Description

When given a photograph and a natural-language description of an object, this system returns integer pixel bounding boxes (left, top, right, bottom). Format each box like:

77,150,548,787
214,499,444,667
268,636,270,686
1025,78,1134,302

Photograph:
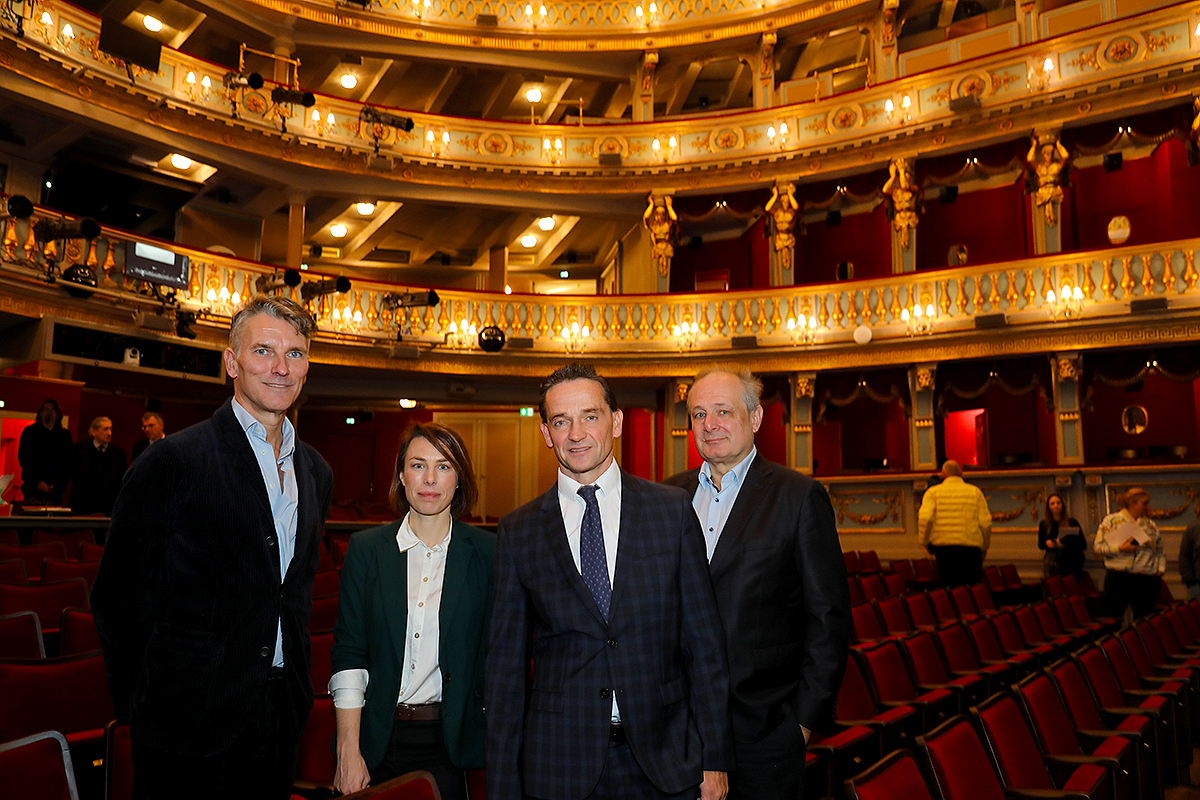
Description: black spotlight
60,264,97,299
175,310,197,340
34,217,101,241
1103,152,1123,172
477,325,506,353
223,71,264,90
255,269,302,294
271,87,316,108
0,195,34,221
300,276,352,302
826,210,842,227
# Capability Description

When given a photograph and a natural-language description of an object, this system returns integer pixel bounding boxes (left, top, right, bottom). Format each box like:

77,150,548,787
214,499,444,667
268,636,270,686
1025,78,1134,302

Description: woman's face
1127,495,1151,519
400,436,457,518
1048,496,1063,518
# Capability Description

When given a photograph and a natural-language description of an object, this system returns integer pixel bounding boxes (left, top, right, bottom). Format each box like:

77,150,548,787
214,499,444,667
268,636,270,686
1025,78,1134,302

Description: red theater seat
41,559,101,592
0,542,68,580
0,611,46,658
0,579,89,635
845,748,934,800
0,558,27,585
0,652,115,746
59,608,102,656
0,730,80,800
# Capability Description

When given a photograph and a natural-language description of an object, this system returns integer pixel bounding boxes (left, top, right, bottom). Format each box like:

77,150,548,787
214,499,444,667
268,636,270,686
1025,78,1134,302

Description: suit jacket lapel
214,401,278,579
440,522,473,643
374,521,410,667
709,454,765,575
542,488,608,628
286,444,318,586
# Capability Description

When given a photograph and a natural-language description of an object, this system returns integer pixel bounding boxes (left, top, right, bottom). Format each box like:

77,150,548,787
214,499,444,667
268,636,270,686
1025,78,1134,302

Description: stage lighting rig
255,269,303,294
175,310,197,339
223,71,264,90
300,276,351,302
0,195,33,221
359,107,415,132
381,289,440,310
34,217,101,242
272,87,316,108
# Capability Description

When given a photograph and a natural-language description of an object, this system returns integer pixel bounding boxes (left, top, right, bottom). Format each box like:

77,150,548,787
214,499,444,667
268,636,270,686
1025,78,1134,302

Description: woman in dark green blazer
329,423,494,800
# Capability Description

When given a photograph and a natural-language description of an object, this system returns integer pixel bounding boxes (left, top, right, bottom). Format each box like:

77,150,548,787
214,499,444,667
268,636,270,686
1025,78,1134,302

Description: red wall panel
795,204,892,284
916,180,1030,271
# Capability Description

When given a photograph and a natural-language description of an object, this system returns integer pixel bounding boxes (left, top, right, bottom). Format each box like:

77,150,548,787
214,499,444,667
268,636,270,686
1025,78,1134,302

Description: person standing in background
1180,518,1200,601
917,460,992,586
71,416,127,515
131,412,166,461
1096,486,1164,619
18,399,73,506
1038,493,1085,578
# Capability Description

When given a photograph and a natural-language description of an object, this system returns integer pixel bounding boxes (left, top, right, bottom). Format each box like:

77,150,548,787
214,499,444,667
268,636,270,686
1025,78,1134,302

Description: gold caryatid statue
765,183,800,276
1027,133,1070,227
882,157,918,251
643,195,678,277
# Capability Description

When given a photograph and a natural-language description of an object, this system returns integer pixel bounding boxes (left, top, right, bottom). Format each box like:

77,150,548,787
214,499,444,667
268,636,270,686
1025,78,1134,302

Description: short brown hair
141,412,164,424
229,295,317,352
538,364,617,423
1117,486,1149,509
389,423,478,519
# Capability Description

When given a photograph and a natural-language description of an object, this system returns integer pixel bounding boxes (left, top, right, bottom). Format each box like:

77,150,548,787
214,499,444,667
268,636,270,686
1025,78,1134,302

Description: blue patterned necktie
577,484,611,621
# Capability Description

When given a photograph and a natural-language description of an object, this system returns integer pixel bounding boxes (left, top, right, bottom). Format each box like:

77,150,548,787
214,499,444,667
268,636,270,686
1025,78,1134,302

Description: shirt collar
396,513,453,552
232,398,295,460
556,458,621,502
699,446,757,490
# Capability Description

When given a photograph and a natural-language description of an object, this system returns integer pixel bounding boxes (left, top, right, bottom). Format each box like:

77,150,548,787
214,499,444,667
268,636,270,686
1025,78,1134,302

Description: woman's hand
1118,537,1139,553
334,746,371,795
1045,539,1058,549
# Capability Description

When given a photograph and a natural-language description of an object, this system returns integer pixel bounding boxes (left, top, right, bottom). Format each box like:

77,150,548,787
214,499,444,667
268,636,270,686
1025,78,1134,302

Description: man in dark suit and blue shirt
664,367,850,800
486,364,733,800
92,296,334,800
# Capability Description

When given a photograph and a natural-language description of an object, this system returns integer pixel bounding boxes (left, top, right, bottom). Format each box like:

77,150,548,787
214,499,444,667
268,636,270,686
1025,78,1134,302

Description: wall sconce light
542,136,564,164
184,72,212,101
652,135,677,163
206,284,241,316
1030,55,1055,91
561,320,590,353
786,314,817,345
38,11,53,43
900,302,936,335
767,122,789,149
672,320,700,350
1045,285,1083,320
885,95,912,123
446,318,477,348
412,0,432,18
426,129,450,156
330,305,363,332
311,109,337,136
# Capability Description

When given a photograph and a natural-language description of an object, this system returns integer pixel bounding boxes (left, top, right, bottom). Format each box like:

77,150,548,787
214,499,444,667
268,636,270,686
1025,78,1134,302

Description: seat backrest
970,584,996,613
1001,564,1022,588
1078,572,1099,595
1067,595,1093,626
1149,614,1183,655
1044,576,1065,597
0,559,27,585
902,630,951,684
1051,597,1078,630
845,749,935,800
78,543,105,562
0,579,90,632
1048,660,1104,730
1118,628,1157,677
971,694,1054,790
1032,602,1064,637
890,559,917,584
928,589,957,623
917,716,1007,800
845,551,863,574
983,566,1006,593
59,607,101,656
0,730,79,800
884,573,907,597
1012,606,1047,646
1162,608,1193,646
105,721,133,800
966,617,1004,662
0,543,68,578
1061,575,1082,595
312,570,341,597
1014,674,1084,756
836,653,881,721
1157,578,1173,606
852,603,885,644
308,593,340,632
949,586,977,617
310,630,335,695
915,559,937,580
316,547,336,574
989,611,1027,653
860,550,883,573
876,597,913,636
295,694,336,784
339,771,441,800
0,611,45,658
0,652,115,742
0,530,19,546
41,559,101,591
860,574,887,602
905,593,938,628
1074,648,1125,708
1176,602,1200,639
847,577,864,607
935,622,981,673
32,531,96,552
1097,635,1141,691
1134,620,1169,662
857,641,918,703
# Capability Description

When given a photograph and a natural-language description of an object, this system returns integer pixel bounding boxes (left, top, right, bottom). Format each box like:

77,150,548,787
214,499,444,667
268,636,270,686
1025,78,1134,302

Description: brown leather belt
395,702,441,721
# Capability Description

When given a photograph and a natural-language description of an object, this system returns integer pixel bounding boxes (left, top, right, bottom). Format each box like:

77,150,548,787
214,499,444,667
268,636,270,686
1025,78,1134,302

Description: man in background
71,416,127,515
917,460,992,586
131,412,166,461
18,399,73,506
664,367,849,800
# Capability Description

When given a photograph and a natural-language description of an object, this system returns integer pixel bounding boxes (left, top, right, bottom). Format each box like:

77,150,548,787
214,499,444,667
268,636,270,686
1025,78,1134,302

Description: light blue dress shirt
231,399,299,668
692,446,757,561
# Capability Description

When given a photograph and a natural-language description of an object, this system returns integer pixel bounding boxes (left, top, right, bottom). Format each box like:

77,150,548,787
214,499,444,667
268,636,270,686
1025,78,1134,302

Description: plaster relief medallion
517,179,529,189
863,150,874,161
1163,83,1177,94
344,161,358,170
714,128,742,150
80,86,94,98
415,29,424,37
587,41,597,49
597,136,627,156
402,169,414,178
282,148,295,159
573,181,583,190
222,133,235,144
464,176,476,186
832,107,858,130
243,92,268,115
626,180,637,190
958,74,987,98
482,133,511,156
933,134,945,145
353,19,362,28
290,5,300,12
0,52,12,66
1105,36,1138,64
1078,101,1092,113
688,177,699,186
1000,119,1013,130
147,108,160,121
809,160,821,170
750,169,761,179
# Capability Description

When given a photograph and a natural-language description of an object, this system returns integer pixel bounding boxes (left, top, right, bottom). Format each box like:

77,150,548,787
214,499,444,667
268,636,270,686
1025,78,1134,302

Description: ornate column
788,373,817,474
1050,353,1085,466
634,51,658,123
664,377,693,478
1026,130,1069,254
876,0,899,83
271,37,294,84
1017,0,1040,45
286,190,309,270
643,192,677,293
754,33,777,108
883,157,918,273
765,182,800,286
908,364,938,471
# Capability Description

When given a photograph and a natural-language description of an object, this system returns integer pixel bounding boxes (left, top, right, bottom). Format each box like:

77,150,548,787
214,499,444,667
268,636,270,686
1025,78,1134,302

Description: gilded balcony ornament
1081,262,1095,300
795,377,815,399
1101,259,1116,300
786,313,817,345
986,274,1002,309
675,382,690,405
970,276,983,313
1005,271,1019,308
1056,356,1081,382
1183,251,1198,292
954,278,967,315
1161,251,1177,292
765,183,799,282
874,289,888,323
1027,134,1070,226
1024,269,1037,307
883,157,917,251
1120,256,1135,296
916,368,935,391
643,195,677,277
939,280,951,317
2,217,18,260
1141,255,1157,294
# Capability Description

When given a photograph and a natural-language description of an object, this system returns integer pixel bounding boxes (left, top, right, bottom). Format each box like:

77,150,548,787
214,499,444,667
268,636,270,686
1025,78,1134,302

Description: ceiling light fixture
142,15,162,32
356,202,376,215
525,88,542,103
330,223,348,238
538,216,555,231
520,234,538,248
340,73,358,89
170,154,192,170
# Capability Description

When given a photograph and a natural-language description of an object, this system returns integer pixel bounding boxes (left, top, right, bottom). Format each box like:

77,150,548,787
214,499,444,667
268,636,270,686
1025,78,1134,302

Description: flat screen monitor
124,241,190,290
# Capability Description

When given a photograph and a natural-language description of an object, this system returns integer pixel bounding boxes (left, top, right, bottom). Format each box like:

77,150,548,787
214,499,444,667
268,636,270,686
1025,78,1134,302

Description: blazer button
443,673,452,683
260,646,270,657
599,688,610,698
606,638,617,648
266,535,277,547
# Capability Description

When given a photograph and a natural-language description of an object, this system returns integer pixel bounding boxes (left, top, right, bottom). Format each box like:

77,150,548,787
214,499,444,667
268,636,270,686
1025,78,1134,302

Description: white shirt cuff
329,668,369,709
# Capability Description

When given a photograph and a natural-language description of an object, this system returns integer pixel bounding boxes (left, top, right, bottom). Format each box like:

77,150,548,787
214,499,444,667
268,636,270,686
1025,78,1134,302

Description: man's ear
751,404,764,433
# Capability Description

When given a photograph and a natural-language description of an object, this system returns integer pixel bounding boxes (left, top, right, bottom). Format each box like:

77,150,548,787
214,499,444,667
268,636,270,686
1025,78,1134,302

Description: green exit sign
519,407,535,417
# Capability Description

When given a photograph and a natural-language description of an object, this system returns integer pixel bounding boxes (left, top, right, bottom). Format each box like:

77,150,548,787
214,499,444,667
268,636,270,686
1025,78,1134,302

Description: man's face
688,372,762,470
223,313,309,421
540,378,623,485
92,420,113,445
142,416,164,440
38,403,56,428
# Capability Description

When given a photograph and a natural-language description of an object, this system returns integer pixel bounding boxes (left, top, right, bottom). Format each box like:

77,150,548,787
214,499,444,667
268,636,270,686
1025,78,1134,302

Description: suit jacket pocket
660,675,686,706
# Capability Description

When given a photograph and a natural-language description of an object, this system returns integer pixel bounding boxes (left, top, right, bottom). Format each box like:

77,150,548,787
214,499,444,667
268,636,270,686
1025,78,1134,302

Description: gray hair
229,295,317,353
691,366,762,414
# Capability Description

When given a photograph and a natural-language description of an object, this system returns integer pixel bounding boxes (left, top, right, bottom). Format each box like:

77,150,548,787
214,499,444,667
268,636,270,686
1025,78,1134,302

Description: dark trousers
727,715,807,800
930,545,983,587
1102,569,1161,620
131,671,298,800
370,719,466,800
583,737,698,800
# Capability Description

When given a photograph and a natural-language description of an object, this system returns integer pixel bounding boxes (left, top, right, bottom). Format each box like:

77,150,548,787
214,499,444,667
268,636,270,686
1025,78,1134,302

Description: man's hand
700,770,728,800
333,746,371,796
1119,537,1139,553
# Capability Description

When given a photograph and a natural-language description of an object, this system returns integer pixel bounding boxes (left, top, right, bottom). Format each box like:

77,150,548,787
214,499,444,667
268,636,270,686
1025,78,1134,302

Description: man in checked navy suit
486,364,733,800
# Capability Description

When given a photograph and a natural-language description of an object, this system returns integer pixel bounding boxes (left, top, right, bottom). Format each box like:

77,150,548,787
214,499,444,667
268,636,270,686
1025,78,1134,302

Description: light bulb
525,87,542,103
787,317,796,331
186,72,196,85
525,3,532,13
357,202,375,216
206,288,216,301
504,285,512,294
442,131,449,144
332,308,341,321
538,216,555,231
353,309,362,322
61,23,74,39
143,15,162,32
219,286,230,300
581,326,590,337
901,95,911,109
340,73,358,89
521,234,537,248
668,135,677,147
554,137,562,150
170,154,192,170
311,109,321,122
673,324,682,336
448,322,458,334
231,291,241,306
768,126,776,140
1072,286,1083,300
885,98,894,113
330,223,347,238
912,305,922,318
40,11,52,24
649,1,657,11
571,321,580,333
202,76,211,89
636,5,644,16
925,303,935,317
653,138,661,151
1043,56,1054,73
426,130,435,142
543,137,551,149
1046,289,1056,303
561,326,570,337
327,113,335,125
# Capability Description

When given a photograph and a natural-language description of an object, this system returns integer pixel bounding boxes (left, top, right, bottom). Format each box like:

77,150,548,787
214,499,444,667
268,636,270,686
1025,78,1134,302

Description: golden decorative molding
829,491,903,528
915,367,935,391
1055,355,1080,382
986,488,1044,523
